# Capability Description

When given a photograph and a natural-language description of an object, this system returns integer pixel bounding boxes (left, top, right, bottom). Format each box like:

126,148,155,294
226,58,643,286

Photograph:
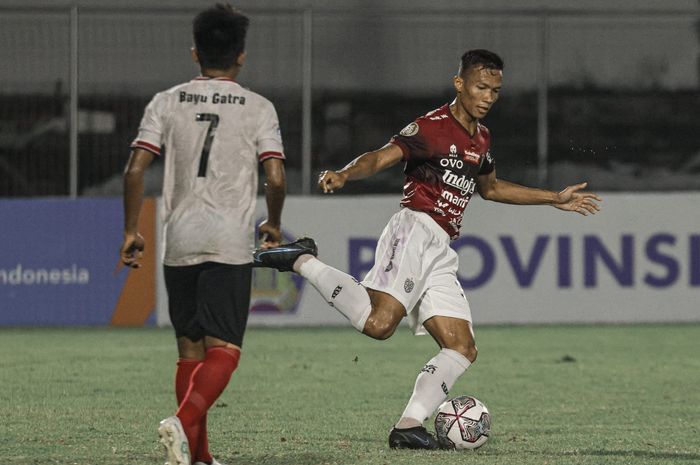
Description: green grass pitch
1,324,699,465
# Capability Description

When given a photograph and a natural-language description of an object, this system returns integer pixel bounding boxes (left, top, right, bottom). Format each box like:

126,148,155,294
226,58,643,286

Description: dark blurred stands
1,88,699,197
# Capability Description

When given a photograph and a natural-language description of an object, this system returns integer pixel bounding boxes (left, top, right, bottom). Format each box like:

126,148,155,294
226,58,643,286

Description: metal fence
1,6,698,197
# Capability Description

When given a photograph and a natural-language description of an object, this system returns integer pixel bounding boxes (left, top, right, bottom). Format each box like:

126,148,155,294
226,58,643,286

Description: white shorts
362,208,472,335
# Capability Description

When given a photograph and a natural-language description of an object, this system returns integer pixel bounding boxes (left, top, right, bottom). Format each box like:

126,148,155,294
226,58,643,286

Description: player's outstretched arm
551,182,602,216
477,170,601,216
121,148,155,268
318,143,403,193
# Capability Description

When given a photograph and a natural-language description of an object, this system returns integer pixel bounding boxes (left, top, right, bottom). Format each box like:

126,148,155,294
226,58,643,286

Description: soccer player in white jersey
254,49,601,449
119,5,299,464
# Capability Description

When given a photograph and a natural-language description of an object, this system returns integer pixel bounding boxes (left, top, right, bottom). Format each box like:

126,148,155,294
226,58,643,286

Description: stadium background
1,0,699,326
1,2,700,465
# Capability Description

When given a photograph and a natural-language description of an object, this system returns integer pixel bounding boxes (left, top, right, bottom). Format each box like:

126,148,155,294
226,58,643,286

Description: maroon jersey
389,103,495,239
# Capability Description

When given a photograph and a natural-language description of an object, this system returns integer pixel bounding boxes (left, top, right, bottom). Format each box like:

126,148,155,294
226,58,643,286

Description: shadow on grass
207,447,700,465
222,452,344,465
553,449,700,461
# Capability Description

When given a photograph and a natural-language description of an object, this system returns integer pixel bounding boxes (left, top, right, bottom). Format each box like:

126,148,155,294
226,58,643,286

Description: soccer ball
434,395,491,450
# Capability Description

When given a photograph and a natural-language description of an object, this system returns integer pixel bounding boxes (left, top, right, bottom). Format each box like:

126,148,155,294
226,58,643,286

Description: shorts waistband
400,208,451,242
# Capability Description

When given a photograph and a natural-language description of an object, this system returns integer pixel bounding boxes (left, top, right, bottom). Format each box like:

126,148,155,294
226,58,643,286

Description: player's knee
452,342,478,363
467,344,478,363
177,336,206,360
363,317,398,340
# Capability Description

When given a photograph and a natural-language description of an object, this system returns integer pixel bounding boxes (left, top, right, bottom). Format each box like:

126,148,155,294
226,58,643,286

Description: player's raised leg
297,254,410,340
252,237,318,271
256,243,410,340
254,209,422,340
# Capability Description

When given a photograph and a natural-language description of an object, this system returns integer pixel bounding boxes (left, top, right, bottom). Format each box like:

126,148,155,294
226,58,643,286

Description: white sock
298,257,372,331
398,348,472,426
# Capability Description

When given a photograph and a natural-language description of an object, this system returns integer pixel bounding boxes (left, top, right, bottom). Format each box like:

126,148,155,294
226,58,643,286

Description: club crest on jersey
464,149,481,165
400,122,419,137
449,144,458,156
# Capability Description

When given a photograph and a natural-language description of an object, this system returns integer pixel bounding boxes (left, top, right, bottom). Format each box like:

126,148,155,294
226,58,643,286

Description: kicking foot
252,237,318,272
388,425,440,450
194,459,224,465
158,416,190,465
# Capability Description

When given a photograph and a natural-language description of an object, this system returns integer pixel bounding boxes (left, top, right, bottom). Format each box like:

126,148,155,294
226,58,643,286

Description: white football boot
158,416,191,465
194,459,223,465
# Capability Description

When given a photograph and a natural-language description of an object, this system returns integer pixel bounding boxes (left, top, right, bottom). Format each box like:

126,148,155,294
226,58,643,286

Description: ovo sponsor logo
440,158,464,169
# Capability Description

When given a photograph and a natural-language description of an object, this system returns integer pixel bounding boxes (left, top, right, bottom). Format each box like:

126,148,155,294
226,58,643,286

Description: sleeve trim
259,151,285,162
131,140,162,156
389,140,410,160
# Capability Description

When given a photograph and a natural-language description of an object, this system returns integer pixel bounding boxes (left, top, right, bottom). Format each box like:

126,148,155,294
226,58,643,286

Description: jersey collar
444,102,481,139
193,76,237,83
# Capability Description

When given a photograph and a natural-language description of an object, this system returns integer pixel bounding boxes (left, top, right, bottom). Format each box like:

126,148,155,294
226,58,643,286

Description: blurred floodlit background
0,0,699,197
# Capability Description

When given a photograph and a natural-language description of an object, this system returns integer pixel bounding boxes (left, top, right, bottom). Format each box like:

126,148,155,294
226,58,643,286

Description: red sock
175,358,202,458
176,359,201,406
195,421,212,464
175,359,212,462
176,347,240,460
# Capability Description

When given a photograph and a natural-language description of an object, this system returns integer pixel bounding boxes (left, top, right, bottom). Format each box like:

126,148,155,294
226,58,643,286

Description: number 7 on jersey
196,113,220,177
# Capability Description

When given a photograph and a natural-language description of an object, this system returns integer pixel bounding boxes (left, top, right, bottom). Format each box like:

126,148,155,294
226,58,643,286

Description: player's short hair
458,49,504,77
193,4,250,70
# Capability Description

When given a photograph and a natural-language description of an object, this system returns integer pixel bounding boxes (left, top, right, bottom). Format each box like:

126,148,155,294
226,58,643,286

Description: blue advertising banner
0,198,156,325
235,194,700,327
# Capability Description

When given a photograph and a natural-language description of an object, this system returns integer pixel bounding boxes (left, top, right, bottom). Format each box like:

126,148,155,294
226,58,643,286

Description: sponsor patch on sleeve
399,122,419,137
463,149,481,165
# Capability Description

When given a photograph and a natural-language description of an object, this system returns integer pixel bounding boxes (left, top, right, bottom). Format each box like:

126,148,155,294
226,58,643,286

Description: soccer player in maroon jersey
254,49,601,449
120,5,294,465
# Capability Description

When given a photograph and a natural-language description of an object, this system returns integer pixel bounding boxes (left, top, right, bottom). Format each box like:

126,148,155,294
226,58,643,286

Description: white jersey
131,77,285,266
